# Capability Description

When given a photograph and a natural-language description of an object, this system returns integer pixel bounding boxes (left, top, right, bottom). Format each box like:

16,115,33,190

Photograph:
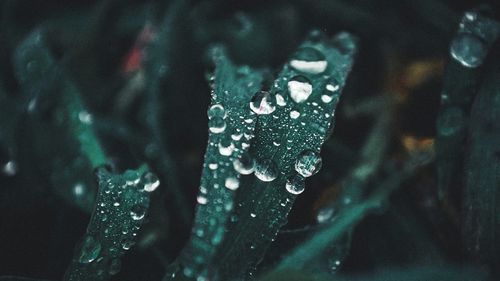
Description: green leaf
436,10,500,200
211,31,358,280
177,46,266,279
63,166,154,281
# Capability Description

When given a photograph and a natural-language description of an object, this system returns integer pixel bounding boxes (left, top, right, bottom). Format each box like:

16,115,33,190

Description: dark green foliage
64,167,152,281
1,1,500,281
462,39,500,268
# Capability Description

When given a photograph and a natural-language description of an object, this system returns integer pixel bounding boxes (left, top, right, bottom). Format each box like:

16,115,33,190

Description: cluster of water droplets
450,11,500,68
208,104,227,134
69,168,156,279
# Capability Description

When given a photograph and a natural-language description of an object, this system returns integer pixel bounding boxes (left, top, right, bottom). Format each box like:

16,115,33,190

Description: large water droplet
143,172,160,192
250,91,276,115
78,236,101,263
450,33,487,68
225,177,240,190
290,47,327,74
295,150,322,177
124,170,140,186
208,117,226,133
233,153,255,175
288,75,313,103
254,159,278,182
130,204,146,220
285,174,305,195
218,140,235,156
207,104,225,119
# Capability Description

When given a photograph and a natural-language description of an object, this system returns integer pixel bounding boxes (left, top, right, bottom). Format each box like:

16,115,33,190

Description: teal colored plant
1,1,500,281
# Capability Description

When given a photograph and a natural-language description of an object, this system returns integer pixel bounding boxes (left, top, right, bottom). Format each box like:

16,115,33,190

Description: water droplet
78,236,101,263
130,204,146,220
208,117,226,133
1,161,17,177
197,195,208,205
295,150,322,177
121,239,135,250
316,205,336,223
207,104,225,119
290,110,300,119
208,163,218,170
73,182,85,197
250,91,276,115
233,153,255,175
231,133,243,141
437,107,465,136
276,94,286,106
288,75,313,103
254,159,278,182
290,47,328,74
285,174,305,195
124,170,140,186
250,213,257,218
78,111,93,125
450,33,487,68
143,172,160,192
225,177,240,190
218,140,235,156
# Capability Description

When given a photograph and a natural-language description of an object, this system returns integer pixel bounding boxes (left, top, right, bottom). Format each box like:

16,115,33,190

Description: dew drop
295,150,322,177
1,160,17,177
225,177,240,190
130,204,146,220
285,174,305,195
197,195,208,205
250,91,276,115
218,140,235,156
143,172,160,192
290,47,328,74
78,236,101,263
124,170,140,186
290,110,300,119
254,159,278,182
78,111,93,125
73,182,85,197
288,75,313,103
233,153,255,175
450,33,487,68
208,117,226,133
121,239,135,250
276,94,286,106
316,205,336,223
207,104,225,119
208,163,218,170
